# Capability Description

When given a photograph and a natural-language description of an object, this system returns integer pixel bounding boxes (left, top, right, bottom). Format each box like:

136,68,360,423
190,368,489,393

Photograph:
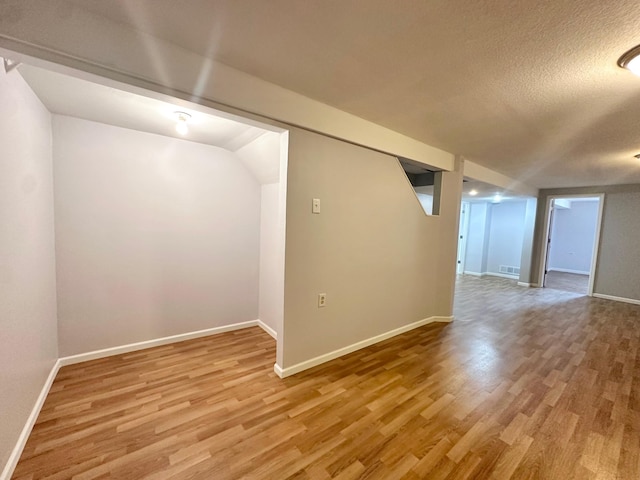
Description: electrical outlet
318,293,327,308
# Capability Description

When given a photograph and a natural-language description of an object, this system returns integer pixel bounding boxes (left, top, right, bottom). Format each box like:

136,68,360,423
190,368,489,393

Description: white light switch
312,198,321,214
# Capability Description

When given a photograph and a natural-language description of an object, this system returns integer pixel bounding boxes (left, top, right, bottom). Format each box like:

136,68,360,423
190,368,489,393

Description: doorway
456,202,470,274
540,195,604,295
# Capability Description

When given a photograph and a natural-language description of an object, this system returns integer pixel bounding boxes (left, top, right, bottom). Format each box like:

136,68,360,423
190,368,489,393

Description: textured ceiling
65,0,640,187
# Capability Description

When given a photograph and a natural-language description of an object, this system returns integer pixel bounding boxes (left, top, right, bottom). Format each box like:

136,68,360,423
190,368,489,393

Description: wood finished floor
13,275,640,479
544,271,590,295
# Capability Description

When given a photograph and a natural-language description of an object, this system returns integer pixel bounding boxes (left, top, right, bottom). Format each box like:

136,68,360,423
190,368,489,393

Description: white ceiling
64,0,640,189
18,64,269,152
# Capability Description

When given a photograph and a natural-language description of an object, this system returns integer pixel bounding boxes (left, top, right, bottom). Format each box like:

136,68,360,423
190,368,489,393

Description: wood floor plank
11,275,640,479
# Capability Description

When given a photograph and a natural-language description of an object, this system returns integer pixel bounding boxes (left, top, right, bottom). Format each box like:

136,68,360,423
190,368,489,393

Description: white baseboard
548,268,590,275
593,293,640,306
0,359,61,480
463,271,485,277
464,271,520,280
273,315,453,378
517,282,531,287
257,320,277,339
59,320,263,366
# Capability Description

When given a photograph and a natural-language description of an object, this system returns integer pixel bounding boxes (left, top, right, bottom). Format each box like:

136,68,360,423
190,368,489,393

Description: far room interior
15,61,289,359
539,195,603,295
455,178,537,285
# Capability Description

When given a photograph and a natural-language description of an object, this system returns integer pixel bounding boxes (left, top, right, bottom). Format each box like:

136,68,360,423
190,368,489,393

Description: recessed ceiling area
18,63,272,152
61,0,640,188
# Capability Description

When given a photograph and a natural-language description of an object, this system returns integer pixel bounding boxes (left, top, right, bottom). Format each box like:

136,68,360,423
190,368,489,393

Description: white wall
463,203,490,274
281,130,462,372
0,67,58,470
259,184,282,334
235,132,285,337
548,200,599,274
53,115,262,356
486,201,526,275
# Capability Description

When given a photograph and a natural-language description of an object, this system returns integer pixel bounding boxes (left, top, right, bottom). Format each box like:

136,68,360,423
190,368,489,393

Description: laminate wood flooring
544,271,590,295
12,275,640,479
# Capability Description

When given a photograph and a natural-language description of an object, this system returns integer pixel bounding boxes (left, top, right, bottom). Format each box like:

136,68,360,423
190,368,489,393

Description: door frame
538,193,605,296
456,201,470,274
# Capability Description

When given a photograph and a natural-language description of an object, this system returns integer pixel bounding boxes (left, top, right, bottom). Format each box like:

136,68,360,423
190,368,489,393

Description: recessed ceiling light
618,45,640,76
492,193,502,203
174,111,191,135
469,189,478,196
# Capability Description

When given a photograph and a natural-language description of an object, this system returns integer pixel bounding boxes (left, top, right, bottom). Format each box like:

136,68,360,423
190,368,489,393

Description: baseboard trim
273,315,453,379
517,282,531,287
58,320,262,366
593,293,640,306
257,320,277,339
548,268,590,275
463,271,485,277
1,359,61,480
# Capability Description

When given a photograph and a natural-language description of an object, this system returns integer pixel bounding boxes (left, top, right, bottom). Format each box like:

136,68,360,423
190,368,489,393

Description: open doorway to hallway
540,195,603,295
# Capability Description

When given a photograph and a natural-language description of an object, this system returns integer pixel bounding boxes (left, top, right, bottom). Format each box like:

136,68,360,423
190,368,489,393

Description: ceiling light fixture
492,193,502,204
618,45,640,76
174,111,191,135
469,189,478,196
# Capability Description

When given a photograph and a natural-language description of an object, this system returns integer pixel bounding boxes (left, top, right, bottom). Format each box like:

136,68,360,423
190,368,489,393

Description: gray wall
518,199,538,284
531,185,640,301
281,129,462,369
53,115,262,356
594,191,640,300
0,67,58,469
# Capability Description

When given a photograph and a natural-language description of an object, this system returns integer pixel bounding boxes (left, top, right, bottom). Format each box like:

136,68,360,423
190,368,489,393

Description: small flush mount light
469,189,478,196
618,45,640,76
174,111,191,135
492,193,502,204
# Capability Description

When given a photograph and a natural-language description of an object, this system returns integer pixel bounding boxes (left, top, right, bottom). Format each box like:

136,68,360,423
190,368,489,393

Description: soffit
65,0,640,187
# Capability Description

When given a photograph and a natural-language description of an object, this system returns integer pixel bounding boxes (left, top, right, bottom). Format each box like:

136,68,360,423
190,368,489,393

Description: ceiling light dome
618,45,640,76
174,111,191,135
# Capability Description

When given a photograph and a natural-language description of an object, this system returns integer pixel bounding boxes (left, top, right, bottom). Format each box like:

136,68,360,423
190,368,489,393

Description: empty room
2,1,640,479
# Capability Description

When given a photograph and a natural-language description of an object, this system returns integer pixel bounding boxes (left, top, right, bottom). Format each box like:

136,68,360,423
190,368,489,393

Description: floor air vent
499,265,520,275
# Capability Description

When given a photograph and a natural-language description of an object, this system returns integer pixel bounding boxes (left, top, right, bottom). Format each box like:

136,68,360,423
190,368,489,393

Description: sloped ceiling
18,64,269,152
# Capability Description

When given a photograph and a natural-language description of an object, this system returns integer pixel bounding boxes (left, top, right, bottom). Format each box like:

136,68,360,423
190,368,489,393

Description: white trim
463,271,485,277
273,363,284,378
273,315,453,378
593,293,640,306
0,359,61,480
456,202,470,274
58,320,261,366
547,267,590,275
517,282,531,287
257,321,277,339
